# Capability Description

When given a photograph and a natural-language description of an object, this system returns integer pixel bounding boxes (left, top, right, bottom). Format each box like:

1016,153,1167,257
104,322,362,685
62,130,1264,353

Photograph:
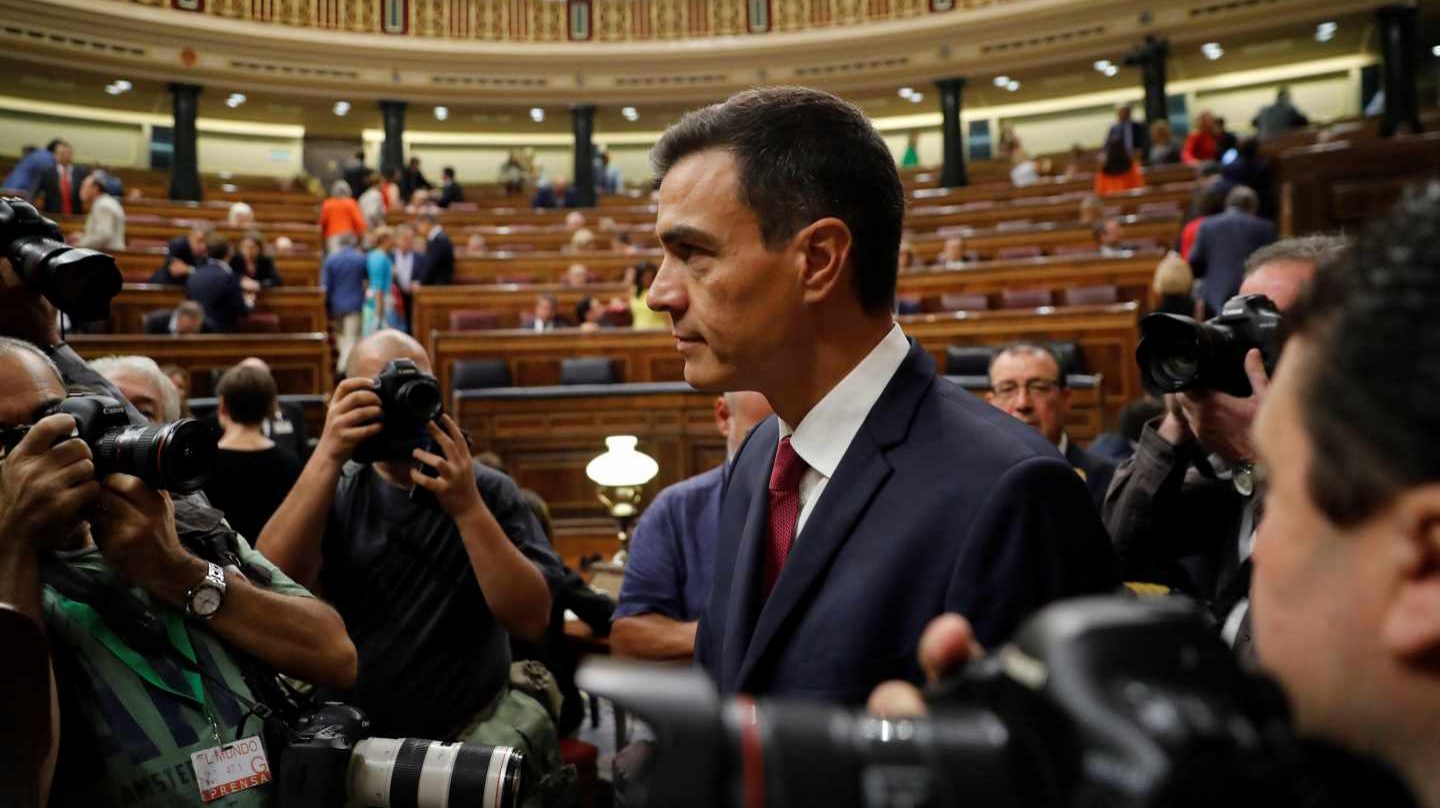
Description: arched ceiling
1,0,1382,107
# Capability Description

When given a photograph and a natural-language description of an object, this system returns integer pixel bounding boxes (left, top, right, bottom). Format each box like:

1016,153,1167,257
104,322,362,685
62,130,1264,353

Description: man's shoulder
921,376,1060,465
651,464,725,510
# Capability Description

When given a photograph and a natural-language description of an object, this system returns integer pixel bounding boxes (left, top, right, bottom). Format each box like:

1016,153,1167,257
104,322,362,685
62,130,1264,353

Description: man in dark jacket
185,236,253,333
414,212,454,286
1188,186,1276,317
149,224,213,285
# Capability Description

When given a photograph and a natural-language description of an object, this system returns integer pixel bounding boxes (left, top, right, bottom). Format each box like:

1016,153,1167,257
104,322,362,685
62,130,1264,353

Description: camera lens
349,738,525,808
9,236,123,321
96,419,217,494
1137,314,1211,394
394,378,442,423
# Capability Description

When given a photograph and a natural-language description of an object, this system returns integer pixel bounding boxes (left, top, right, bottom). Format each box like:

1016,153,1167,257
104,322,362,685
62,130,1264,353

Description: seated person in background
462,232,487,256
564,227,595,254
575,296,607,332
160,363,190,410
628,261,667,329
321,233,368,373
531,176,578,209
1104,235,1346,642
148,223,211,285
0,336,355,808
1088,397,1166,465
227,201,255,228
931,236,966,267
987,343,1115,511
403,188,431,215
203,363,302,543
89,355,179,425
564,210,587,233
1078,193,1105,227
185,236,253,333
898,240,921,273
258,330,568,800
71,171,125,251
530,293,569,331
562,262,591,287
232,231,283,288
437,166,464,208
237,356,309,459
156,300,207,335
612,392,774,660
1096,217,1128,256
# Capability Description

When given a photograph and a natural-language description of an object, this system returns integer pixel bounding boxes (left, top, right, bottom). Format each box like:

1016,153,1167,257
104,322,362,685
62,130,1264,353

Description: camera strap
38,555,277,737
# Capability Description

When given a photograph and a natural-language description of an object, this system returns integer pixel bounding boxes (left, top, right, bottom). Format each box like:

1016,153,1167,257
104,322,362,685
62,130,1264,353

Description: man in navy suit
1106,104,1149,165
185,236,252,333
414,213,454,286
1188,186,1276,317
646,87,1117,704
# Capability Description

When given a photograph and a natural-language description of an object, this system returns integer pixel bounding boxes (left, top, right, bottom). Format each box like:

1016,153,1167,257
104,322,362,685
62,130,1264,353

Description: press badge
191,735,272,802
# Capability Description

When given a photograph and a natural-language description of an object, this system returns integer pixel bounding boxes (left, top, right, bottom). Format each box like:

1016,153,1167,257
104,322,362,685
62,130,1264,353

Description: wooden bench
113,251,321,286
65,219,322,250
453,374,1104,522
67,333,333,398
103,285,327,334
432,303,1141,421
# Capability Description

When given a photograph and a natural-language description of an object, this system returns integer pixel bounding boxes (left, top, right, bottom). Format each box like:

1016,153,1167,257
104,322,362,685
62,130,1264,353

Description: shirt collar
1058,432,1070,456
777,323,910,479
427,226,443,241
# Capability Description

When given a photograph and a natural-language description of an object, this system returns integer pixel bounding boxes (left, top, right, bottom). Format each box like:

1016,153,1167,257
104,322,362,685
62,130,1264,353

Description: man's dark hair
46,139,65,152
989,342,1068,389
442,167,455,180
1288,184,1440,526
651,86,905,314
206,235,233,261
216,364,277,427
1243,234,1349,277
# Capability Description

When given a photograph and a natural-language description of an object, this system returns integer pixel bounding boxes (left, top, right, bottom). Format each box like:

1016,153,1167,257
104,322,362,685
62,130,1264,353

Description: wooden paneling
433,302,1141,421
103,285,326,334
67,333,333,398
1278,133,1440,236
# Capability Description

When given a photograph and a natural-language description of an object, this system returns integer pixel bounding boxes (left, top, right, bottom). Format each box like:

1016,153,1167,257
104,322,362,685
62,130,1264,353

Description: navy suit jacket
696,342,1118,703
1065,439,1118,512
1188,209,1276,316
422,231,455,286
185,261,250,333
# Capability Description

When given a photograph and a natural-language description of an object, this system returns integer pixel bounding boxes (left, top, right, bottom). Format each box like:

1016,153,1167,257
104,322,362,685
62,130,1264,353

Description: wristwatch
185,562,227,620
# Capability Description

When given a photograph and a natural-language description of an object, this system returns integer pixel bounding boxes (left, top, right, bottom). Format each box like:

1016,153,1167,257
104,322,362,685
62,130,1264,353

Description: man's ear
714,395,731,440
795,217,853,306
1381,485,1440,661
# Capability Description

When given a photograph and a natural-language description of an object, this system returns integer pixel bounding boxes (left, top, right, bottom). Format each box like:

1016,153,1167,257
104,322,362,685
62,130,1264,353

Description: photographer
258,330,568,803
0,337,356,808
1103,236,1346,645
874,190,1440,806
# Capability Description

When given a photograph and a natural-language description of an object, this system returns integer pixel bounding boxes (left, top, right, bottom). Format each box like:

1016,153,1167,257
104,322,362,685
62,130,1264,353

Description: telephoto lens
349,738,525,808
0,197,123,321
94,420,218,494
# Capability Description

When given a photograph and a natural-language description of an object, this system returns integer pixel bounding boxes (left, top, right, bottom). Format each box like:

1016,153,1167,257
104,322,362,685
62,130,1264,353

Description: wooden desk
67,333,333,398
103,285,326,334
113,251,321,287
413,282,629,338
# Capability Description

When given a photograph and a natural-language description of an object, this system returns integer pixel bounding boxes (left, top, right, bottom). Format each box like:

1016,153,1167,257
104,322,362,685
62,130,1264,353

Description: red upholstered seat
995,246,1043,260
1062,285,1119,306
939,293,989,312
237,313,280,333
449,309,501,331
1000,288,1054,309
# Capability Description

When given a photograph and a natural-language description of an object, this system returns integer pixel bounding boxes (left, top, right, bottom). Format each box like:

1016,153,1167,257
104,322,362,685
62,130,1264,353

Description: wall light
434,105,449,121
992,75,1010,88
621,106,638,121
333,101,351,116
1006,80,1020,92
1315,21,1338,43
529,107,545,122
225,93,246,108
1202,42,1224,61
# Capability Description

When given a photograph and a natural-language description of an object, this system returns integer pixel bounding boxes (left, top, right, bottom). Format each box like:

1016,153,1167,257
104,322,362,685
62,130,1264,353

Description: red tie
764,437,807,597
59,168,72,216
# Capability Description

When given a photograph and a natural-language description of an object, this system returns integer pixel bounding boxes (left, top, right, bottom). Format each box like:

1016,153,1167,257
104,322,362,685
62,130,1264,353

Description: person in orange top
320,179,367,254
1094,129,1145,197
1182,111,1220,166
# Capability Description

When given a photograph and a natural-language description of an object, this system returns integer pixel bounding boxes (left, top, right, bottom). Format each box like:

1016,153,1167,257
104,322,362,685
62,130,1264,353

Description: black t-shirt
320,461,564,740
203,446,301,543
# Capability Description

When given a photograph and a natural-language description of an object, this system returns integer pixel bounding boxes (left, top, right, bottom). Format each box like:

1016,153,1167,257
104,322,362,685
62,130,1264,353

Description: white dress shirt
777,323,910,538
393,250,415,291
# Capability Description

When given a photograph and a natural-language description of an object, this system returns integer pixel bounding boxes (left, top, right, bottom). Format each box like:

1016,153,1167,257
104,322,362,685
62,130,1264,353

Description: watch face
192,586,223,617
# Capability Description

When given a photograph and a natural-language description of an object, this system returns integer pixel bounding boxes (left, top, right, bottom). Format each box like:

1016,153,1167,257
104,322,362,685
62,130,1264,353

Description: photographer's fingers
411,447,448,475
439,415,469,457
918,613,984,685
409,466,443,492
425,420,459,463
10,414,76,458
867,681,928,718
1243,349,1269,397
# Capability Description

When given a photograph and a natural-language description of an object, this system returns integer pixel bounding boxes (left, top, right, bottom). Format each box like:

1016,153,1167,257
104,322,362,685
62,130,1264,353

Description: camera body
352,358,443,464
579,597,1379,808
275,703,526,808
1136,293,1282,397
56,394,216,493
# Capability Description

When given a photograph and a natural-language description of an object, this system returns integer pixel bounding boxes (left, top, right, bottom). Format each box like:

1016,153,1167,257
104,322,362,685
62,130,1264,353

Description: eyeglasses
991,379,1061,401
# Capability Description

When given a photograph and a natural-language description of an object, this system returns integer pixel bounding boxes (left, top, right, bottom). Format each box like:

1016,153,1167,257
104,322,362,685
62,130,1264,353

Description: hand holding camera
316,377,384,465
0,414,99,551
409,415,485,521
88,474,205,605
1175,348,1271,463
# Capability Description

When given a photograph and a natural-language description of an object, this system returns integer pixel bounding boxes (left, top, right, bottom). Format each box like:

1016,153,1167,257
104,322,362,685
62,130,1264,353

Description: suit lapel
734,341,935,690
720,446,775,689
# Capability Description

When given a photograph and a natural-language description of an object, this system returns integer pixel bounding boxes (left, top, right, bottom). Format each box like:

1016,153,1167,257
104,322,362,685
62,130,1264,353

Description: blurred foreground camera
19,395,216,493
1137,293,1281,397
353,358,443,464
581,597,1411,808
276,703,526,808
0,197,122,321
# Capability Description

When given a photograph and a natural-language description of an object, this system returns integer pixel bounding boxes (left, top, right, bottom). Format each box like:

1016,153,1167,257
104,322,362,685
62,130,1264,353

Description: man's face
188,232,207,257
1239,259,1316,312
942,238,965,262
175,312,203,335
648,149,803,392
396,229,414,251
717,391,774,458
553,179,569,196
54,144,73,166
1117,107,1131,122
987,350,1069,444
1100,221,1122,246
535,298,555,321
80,176,100,204
1251,336,1395,744
102,367,167,424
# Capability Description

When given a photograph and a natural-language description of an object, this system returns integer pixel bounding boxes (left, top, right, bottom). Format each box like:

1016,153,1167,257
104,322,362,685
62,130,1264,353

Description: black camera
0,197,122,321
352,358,443,464
1136,294,1282,397
8,394,216,493
275,703,526,808
580,597,1412,808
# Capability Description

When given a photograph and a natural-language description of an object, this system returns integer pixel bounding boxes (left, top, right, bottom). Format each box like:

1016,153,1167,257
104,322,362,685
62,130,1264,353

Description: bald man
259,331,567,802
